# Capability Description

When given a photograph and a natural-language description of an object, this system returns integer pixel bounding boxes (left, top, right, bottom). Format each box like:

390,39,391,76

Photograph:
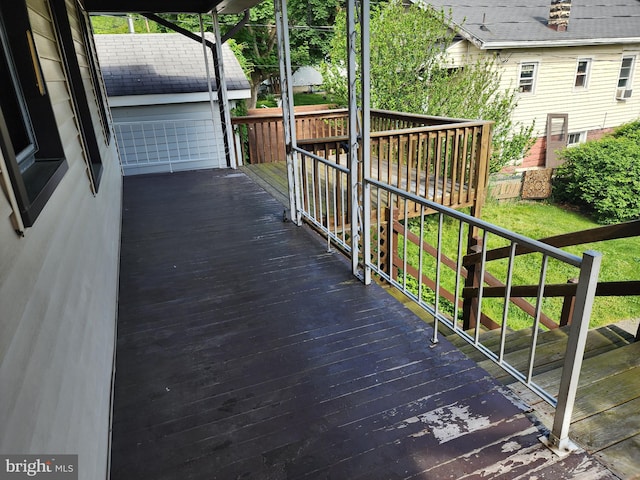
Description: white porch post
199,15,223,168
347,0,359,277
274,0,301,225
347,0,371,282
545,250,602,454
360,0,372,285
210,11,237,169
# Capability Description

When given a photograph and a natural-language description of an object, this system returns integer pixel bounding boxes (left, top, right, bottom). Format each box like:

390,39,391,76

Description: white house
292,65,324,93
422,0,640,169
0,0,258,475
0,0,121,477
95,32,250,175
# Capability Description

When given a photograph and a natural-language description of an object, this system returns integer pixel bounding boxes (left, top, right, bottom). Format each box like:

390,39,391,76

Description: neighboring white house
421,0,640,169
95,33,250,175
292,65,324,93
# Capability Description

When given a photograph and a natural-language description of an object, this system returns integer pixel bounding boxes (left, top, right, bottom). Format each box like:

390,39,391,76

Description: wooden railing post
462,236,482,331
559,277,578,327
379,207,392,279
471,122,492,221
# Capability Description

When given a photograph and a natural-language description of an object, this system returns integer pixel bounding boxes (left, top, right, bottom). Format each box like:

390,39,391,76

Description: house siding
507,45,640,136
112,102,227,175
449,41,640,168
0,1,121,479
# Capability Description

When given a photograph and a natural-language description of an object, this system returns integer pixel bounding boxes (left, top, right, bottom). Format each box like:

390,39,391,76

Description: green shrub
612,120,640,142
553,130,640,224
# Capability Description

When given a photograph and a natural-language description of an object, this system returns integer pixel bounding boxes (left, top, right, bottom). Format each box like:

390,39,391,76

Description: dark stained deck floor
111,169,615,479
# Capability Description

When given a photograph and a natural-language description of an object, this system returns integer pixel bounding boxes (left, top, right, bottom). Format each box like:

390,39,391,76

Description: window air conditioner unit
616,88,633,100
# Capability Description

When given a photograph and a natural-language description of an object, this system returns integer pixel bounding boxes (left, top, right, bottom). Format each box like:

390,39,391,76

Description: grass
256,92,338,109
397,200,640,330
292,92,338,106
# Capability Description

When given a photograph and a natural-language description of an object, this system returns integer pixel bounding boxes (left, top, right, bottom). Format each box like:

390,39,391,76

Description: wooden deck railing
462,219,640,337
377,214,640,338
233,108,492,233
231,108,349,164
294,116,492,216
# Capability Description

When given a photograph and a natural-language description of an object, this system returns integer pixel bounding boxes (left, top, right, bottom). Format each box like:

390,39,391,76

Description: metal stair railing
363,177,602,455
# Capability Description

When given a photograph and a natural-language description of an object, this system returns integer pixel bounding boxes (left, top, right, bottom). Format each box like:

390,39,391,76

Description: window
618,56,635,89
0,0,68,228
574,59,590,88
567,132,585,146
50,0,103,190
518,62,537,94
76,4,111,144
616,55,635,100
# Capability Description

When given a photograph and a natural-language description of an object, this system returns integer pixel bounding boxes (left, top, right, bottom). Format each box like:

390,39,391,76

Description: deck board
111,169,614,479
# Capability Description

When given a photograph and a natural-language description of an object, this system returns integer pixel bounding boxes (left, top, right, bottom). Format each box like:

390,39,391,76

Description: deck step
455,327,569,362
478,326,632,383
507,341,640,479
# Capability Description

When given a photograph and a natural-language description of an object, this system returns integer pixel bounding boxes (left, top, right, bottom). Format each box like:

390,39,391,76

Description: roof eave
83,0,262,14
479,37,640,50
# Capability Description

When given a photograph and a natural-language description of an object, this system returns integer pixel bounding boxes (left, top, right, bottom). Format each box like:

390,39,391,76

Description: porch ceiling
83,0,262,14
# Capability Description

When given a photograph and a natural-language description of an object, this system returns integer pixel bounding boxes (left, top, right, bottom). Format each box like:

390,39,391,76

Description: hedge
553,121,640,224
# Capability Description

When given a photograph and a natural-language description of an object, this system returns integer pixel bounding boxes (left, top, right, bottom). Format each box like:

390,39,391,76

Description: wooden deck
241,160,470,215
111,169,615,479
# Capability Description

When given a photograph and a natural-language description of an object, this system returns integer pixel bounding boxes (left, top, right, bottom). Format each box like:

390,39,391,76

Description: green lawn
256,92,338,109
292,92,338,106
399,200,640,330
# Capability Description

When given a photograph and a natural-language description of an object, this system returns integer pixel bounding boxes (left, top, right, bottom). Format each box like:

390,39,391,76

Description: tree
95,3,340,110
322,1,534,173
226,0,340,108
91,14,161,34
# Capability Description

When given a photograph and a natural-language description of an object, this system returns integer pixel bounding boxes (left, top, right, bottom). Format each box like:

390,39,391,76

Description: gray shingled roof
94,33,250,96
419,0,640,48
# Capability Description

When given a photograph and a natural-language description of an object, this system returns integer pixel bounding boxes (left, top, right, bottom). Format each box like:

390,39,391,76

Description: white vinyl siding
0,1,121,478
448,42,640,138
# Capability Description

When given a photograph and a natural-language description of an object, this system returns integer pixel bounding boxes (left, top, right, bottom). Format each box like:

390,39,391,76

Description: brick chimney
548,0,571,31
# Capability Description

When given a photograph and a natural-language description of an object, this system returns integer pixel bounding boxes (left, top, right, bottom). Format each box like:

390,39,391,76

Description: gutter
479,37,640,50
434,4,640,51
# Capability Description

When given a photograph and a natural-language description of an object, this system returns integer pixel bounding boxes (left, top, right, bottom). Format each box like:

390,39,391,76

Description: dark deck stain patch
111,169,615,479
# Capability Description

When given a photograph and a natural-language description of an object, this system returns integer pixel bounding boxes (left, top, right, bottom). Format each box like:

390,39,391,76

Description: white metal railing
113,119,221,173
293,145,351,253
362,177,601,454
291,151,602,452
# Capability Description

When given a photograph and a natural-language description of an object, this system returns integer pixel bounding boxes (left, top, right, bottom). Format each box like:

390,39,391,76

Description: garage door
112,103,227,175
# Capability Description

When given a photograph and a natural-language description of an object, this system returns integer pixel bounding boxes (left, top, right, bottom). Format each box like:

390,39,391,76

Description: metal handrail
293,146,351,253
362,175,601,454
367,178,582,266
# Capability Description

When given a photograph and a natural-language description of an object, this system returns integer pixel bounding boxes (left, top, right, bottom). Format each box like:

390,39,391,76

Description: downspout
142,12,243,168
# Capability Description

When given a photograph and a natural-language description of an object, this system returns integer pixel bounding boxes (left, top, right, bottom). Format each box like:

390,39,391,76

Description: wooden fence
231,107,348,164
385,216,640,335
